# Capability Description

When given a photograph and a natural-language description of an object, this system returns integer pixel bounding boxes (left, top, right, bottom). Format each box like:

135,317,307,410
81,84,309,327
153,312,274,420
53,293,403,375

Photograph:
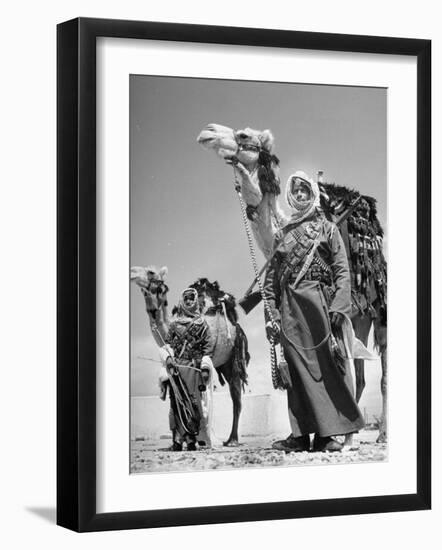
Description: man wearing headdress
264,171,365,452
158,288,214,451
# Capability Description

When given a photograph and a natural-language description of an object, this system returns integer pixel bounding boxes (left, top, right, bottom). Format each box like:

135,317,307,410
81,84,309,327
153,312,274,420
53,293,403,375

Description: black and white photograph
0,0,437,543
129,75,388,474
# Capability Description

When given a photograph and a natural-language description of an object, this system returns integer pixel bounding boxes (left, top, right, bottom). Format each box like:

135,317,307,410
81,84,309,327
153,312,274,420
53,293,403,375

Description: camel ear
260,129,275,153
159,266,168,280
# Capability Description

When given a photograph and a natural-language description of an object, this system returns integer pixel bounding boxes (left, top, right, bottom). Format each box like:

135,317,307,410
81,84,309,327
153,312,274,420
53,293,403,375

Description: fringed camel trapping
319,182,387,328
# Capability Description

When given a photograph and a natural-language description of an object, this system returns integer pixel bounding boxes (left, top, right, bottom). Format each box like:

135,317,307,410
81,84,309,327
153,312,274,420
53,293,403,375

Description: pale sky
130,75,387,420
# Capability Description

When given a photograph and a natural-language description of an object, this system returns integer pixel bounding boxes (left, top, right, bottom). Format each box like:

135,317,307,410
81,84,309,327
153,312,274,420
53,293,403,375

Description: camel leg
351,314,372,402
342,358,356,449
343,314,372,447
219,362,242,447
343,357,365,449
353,358,366,403
377,350,387,443
224,374,242,447
374,319,387,443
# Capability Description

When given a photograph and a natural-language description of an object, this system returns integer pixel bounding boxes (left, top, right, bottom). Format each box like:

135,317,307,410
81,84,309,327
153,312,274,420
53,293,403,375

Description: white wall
1,1,440,548
131,393,290,440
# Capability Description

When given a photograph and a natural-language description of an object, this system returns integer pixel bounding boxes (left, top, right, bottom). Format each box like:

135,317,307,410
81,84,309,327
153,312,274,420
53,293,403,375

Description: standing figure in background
159,288,214,451
264,171,365,452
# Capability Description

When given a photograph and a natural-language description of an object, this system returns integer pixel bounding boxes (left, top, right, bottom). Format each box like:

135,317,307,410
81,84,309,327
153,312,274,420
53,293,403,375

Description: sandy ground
131,429,387,473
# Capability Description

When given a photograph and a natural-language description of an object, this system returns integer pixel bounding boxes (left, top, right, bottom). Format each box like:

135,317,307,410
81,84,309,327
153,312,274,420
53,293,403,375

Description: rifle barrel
335,195,362,225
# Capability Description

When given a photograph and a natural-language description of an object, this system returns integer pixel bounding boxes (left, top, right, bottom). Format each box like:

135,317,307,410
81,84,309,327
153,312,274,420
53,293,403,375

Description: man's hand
165,356,176,375
158,344,174,365
330,311,345,331
201,369,210,385
266,321,280,344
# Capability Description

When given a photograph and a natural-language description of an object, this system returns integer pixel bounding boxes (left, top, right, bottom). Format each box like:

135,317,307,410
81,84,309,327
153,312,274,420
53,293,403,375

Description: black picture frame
57,17,431,532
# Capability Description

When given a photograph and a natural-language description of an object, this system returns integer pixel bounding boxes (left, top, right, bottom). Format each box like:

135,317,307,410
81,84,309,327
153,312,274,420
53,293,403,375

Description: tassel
258,166,280,194
258,165,269,184
330,334,346,375
271,154,280,166
278,360,293,389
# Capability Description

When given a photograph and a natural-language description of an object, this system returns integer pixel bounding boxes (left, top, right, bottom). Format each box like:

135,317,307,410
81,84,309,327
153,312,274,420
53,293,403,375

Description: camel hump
205,315,237,368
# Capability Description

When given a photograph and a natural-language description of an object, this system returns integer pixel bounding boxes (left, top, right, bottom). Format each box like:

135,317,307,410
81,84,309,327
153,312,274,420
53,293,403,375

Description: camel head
197,123,275,168
197,123,280,194
130,265,169,314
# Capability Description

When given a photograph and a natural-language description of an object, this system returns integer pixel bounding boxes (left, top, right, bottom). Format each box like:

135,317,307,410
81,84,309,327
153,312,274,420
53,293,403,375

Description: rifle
238,241,285,314
239,196,362,314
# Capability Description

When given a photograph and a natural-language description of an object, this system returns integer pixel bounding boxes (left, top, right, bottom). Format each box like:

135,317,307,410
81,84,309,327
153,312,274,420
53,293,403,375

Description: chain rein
232,166,283,389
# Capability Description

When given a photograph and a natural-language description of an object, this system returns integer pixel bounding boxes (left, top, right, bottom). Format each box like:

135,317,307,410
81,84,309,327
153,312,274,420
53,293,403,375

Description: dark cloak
264,214,365,437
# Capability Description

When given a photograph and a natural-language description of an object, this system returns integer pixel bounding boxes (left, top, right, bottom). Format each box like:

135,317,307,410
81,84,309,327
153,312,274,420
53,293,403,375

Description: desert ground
131,429,387,473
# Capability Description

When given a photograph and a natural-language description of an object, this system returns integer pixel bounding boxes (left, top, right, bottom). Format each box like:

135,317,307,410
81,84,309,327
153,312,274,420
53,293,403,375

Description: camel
130,266,169,347
131,266,250,446
197,123,388,443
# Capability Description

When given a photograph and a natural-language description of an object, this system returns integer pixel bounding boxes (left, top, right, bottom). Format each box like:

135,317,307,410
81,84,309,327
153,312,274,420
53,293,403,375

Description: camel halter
233,132,262,155
140,277,169,346
231,167,284,390
237,144,261,154
141,277,168,309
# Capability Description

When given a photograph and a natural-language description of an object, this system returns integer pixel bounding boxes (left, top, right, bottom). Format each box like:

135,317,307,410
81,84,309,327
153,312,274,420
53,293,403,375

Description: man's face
292,178,312,204
183,291,197,308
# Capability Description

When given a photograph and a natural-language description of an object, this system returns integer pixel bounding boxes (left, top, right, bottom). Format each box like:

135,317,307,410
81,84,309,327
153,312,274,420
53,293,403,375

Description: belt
287,255,331,285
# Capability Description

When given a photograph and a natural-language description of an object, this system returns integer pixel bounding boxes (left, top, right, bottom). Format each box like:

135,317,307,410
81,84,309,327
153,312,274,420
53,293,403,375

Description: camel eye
238,132,248,139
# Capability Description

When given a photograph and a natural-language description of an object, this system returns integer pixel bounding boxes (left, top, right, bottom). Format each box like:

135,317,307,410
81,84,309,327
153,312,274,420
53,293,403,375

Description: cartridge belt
279,221,322,279
287,255,332,286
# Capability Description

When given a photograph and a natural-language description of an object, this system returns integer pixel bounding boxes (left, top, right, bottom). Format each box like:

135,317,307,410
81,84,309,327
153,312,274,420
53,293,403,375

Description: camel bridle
236,143,261,154
141,277,168,316
233,130,262,156
233,131,280,180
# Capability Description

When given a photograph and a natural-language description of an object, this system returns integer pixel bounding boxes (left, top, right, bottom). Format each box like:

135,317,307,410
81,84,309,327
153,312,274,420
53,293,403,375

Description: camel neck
247,162,258,176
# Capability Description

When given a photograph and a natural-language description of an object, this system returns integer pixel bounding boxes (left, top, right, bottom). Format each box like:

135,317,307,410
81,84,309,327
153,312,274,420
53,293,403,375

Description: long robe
264,214,365,437
165,315,212,445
